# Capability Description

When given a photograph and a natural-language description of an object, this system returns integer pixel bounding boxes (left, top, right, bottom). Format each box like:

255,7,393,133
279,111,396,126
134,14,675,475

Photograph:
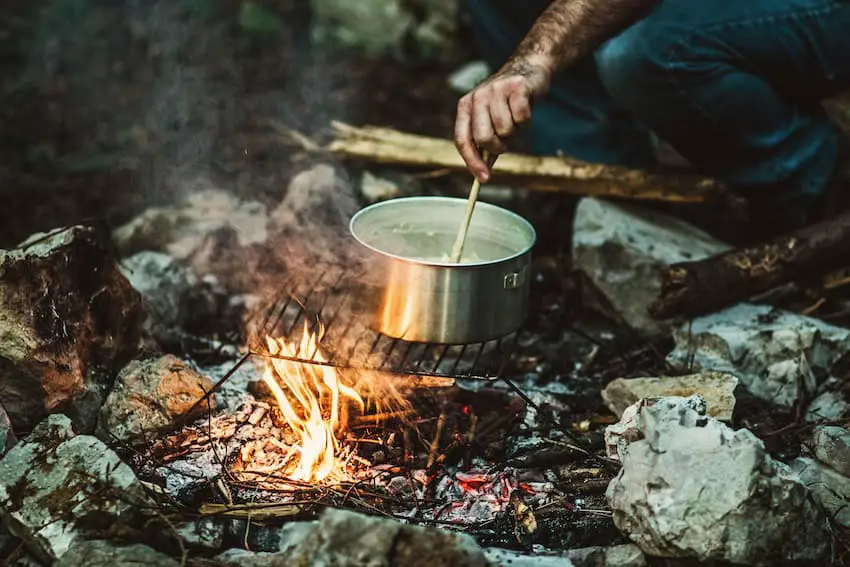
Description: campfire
256,321,366,484
135,275,583,537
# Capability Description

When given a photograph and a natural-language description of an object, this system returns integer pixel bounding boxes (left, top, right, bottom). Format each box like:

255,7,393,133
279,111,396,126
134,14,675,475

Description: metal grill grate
247,267,518,381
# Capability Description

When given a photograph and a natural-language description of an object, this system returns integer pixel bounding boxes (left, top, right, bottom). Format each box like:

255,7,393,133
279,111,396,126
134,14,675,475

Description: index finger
454,98,488,182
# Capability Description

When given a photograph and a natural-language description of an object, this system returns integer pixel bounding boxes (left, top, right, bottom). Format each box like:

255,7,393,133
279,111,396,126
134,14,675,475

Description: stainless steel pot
349,196,536,344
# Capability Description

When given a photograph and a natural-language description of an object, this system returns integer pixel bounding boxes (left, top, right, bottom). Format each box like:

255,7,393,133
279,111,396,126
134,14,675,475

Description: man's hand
454,60,553,183
454,0,658,182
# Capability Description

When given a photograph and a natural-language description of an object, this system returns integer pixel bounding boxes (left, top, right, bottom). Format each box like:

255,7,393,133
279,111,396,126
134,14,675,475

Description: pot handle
503,266,529,290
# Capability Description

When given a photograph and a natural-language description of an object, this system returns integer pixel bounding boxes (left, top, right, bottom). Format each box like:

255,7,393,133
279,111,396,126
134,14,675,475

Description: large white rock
605,397,831,565
667,303,850,407
571,198,729,336
0,415,150,563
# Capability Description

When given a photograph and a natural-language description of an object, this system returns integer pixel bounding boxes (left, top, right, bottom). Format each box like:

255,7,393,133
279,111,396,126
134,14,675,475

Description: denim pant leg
462,0,655,167
595,0,850,211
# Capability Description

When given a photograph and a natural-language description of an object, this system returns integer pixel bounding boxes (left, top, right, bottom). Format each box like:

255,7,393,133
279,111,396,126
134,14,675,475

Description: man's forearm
508,0,659,74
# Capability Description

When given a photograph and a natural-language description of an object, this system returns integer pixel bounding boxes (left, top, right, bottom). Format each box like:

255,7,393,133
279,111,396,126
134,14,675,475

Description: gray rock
0,415,151,562
216,549,283,567
811,425,850,477
112,188,269,275
448,60,491,93
120,251,223,344
483,544,646,567
667,303,850,407
216,521,315,566
290,508,488,566
175,518,224,551
0,402,16,456
806,390,850,423
606,397,830,565
361,171,402,203
602,372,738,421
269,164,361,267
215,511,487,567
484,549,574,566
97,355,214,444
311,0,457,60
571,198,729,337
792,456,850,527
54,540,178,567
0,225,144,432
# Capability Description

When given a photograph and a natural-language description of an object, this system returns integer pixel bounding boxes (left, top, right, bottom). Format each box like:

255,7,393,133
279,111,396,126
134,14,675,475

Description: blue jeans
464,0,850,210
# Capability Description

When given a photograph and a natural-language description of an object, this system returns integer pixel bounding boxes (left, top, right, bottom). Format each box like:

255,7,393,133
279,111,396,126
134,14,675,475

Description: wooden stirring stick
450,151,498,263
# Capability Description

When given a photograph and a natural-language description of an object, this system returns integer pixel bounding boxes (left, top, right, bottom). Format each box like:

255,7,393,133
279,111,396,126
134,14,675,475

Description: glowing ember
261,321,364,483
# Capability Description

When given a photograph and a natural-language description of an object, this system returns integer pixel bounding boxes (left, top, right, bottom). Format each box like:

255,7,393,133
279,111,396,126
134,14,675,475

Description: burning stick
426,408,447,470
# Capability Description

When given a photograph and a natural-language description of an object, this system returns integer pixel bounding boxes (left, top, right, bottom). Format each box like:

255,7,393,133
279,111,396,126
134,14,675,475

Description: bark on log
326,122,727,203
649,211,850,320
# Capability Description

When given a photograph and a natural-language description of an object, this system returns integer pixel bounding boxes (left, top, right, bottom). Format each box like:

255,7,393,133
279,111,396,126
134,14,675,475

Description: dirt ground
0,0,475,248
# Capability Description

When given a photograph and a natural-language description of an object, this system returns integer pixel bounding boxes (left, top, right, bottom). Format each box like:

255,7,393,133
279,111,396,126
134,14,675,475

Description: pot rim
349,196,536,268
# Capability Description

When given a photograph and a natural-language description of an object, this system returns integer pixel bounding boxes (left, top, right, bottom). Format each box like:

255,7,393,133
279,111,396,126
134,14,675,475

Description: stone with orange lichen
96,354,214,444
0,225,144,433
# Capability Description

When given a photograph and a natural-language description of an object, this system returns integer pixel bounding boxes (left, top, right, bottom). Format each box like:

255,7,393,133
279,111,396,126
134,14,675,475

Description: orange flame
261,321,364,483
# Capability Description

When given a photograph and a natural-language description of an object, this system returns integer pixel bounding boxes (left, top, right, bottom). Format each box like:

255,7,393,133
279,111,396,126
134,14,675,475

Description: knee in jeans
595,21,676,107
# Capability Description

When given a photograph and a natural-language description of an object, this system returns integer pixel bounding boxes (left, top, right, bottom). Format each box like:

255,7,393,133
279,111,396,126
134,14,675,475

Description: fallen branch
326,122,727,203
199,502,302,520
649,211,850,320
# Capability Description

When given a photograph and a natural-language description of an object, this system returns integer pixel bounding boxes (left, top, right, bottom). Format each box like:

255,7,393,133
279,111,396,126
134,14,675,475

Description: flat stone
0,415,150,562
602,372,738,421
97,355,214,444
54,540,178,567
667,303,850,407
572,198,729,337
791,457,850,527
0,225,144,432
811,425,850,477
606,397,830,565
